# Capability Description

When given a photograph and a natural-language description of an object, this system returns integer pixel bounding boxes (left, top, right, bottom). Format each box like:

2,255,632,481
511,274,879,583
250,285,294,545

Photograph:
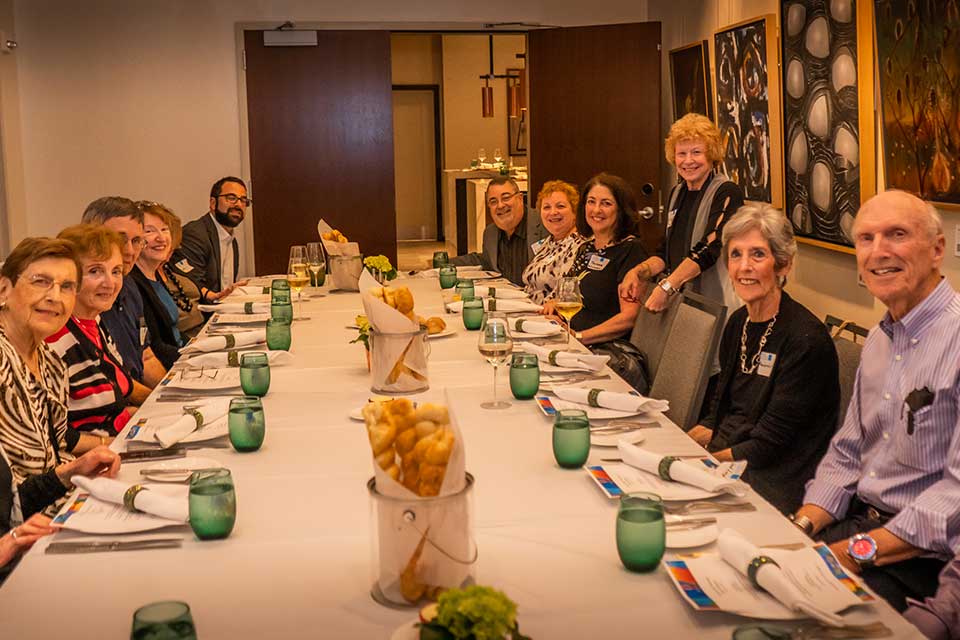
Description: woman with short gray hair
686,203,840,515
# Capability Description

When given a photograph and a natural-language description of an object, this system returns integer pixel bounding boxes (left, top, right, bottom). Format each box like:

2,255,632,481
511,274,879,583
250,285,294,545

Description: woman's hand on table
687,425,713,448
539,300,558,317
55,446,121,486
0,514,57,567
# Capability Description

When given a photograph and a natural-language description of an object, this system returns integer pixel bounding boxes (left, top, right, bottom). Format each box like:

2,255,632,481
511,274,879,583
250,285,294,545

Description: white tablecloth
0,278,921,639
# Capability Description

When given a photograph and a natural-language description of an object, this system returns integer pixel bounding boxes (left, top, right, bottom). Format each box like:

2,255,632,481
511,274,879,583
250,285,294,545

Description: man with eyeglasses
170,176,249,302
81,196,165,400
450,176,545,286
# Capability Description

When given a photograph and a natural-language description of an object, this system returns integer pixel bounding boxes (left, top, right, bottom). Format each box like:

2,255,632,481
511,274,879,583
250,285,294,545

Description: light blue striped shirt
804,278,960,557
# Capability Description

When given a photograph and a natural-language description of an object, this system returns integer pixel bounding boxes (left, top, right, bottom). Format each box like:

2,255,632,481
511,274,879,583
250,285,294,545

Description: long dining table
0,274,923,639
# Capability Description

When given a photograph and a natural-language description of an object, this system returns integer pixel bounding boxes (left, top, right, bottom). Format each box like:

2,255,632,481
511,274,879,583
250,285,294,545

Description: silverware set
662,501,758,516
540,373,611,385
591,420,660,435
45,538,183,554
664,517,716,531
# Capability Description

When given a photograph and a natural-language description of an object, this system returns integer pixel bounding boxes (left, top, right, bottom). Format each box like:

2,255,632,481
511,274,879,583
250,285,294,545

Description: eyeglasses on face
217,194,252,207
487,191,519,208
117,232,147,249
24,274,78,296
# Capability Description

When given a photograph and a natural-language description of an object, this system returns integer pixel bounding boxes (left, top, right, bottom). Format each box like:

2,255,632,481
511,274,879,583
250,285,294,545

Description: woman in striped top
0,237,120,522
47,225,135,433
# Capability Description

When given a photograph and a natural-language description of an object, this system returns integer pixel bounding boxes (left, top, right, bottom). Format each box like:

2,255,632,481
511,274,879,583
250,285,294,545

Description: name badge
530,238,547,255
757,351,776,377
587,254,610,271
667,208,678,230
175,258,194,273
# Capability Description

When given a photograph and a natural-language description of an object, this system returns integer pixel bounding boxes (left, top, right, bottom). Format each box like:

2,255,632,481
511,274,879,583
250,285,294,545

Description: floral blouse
522,232,586,304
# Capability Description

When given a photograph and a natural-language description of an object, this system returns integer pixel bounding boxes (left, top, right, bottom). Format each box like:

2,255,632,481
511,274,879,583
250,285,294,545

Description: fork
662,501,758,515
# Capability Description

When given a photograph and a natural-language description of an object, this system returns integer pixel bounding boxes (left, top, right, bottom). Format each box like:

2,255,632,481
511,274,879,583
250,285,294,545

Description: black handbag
588,339,650,394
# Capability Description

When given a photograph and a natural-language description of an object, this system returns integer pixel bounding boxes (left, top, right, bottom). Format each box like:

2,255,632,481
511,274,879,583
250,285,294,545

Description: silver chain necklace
739,315,777,374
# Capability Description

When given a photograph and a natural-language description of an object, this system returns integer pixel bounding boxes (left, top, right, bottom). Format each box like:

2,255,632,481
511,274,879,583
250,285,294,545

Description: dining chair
647,291,726,430
628,291,681,383
833,334,863,429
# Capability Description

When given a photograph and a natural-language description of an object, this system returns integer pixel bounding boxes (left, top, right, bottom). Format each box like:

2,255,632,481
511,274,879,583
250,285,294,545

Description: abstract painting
670,41,713,120
713,16,784,206
781,0,873,248
876,0,960,206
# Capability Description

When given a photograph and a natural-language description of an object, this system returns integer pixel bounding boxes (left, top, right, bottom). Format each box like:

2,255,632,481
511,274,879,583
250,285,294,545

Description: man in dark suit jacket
450,176,546,285
170,176,248,302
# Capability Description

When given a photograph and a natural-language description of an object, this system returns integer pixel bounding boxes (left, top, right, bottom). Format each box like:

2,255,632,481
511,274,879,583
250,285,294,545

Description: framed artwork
670,40,714,120
875,0,960,207
713,15,784,207
780,0,877,252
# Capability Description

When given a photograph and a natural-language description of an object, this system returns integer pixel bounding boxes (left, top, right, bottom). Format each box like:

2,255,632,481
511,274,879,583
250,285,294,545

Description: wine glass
306,242,326,290
554,277,584,345
478,312,513,410
477,147,487,165
493,147,503,165
287,246,310,320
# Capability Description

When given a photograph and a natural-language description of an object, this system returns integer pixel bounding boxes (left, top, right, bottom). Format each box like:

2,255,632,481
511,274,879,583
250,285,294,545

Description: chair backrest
833,335,863,429
648,291,727,430
628,293,681,383
825,315,869,342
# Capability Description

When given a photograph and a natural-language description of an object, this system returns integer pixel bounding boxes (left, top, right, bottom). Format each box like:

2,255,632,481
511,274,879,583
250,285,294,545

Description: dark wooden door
528,23,662,251
244,30,396,275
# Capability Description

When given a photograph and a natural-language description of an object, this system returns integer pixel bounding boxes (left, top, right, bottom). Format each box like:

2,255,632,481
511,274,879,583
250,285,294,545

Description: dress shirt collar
499,212,527,242
209,212,235,241
879,277,955,340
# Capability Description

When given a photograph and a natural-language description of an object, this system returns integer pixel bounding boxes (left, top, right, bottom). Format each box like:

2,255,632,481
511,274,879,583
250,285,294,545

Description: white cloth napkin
511,318,561,335
187,350,293,368
475,286,529,300
198,302,270,314
554,387,668,413
523,343,608,371
447,299,542,314
617,442,747,497
718,529,845,627
422,265,487,277
153,400,231,448
71,476,188,523
180,329,266,353
234,285,270,295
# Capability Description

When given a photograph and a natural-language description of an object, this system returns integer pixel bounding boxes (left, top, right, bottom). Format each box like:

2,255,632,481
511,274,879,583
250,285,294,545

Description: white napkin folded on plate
718,529,845,627
447,299,542,314
180,329,266,354
154,399,231,448
475,286,529,300
198,302,269,314
617,442,746,497
187,350,293,368
71,476,188,523
234,285,270,295
554,387,668,413
511,318,561,335
523,343,608,371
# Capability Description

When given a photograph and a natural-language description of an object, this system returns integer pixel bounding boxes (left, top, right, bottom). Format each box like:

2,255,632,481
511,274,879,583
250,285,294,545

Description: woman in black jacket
688,203,839,515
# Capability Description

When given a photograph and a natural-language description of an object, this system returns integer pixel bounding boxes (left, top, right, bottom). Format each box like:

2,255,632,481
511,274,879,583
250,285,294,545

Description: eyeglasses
217,194,252,207
118,232,148,249
487,191,519,208
24,274,78,296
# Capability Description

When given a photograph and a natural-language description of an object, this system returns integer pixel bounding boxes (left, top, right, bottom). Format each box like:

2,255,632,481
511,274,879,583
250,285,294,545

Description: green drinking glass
189,468,236,540
228,396,265,452
131,600,197,640
438,265,458,289
265,318,292,351
509,352,540,399
616,492,666,572
239,352,271,396
462,299,485,330
271,278,290,293
432,251,450,269
552,409,590,469
455,278,475,301
271,302,293,324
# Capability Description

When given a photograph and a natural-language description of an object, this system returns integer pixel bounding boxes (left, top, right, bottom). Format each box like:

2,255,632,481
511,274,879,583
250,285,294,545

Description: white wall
648,0,960,328
5,0,649,274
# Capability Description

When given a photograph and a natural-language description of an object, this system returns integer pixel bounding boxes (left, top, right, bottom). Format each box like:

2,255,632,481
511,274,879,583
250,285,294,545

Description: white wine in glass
306,242,326,289
478,313,513,410
555,277,584,345
287,245,310,320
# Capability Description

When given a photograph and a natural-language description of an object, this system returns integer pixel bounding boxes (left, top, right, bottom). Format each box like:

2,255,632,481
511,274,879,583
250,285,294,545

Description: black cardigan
702,291,839,515
130,265,182,369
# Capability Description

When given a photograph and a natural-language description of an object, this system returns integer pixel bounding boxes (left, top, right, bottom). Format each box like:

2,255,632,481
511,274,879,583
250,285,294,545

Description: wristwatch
788,513,814,536
847,533,879,568
574,331,584,341
658,279,678,296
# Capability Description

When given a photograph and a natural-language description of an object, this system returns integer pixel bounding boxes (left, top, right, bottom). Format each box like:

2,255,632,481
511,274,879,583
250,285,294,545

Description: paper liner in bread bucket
365,390,474,608
361,277,428,393
330,255,363,291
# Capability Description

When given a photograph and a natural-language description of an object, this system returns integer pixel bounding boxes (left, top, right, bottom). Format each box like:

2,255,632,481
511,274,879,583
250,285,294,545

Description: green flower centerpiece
364,255,398,283
418,586,531,640
350,315,371,369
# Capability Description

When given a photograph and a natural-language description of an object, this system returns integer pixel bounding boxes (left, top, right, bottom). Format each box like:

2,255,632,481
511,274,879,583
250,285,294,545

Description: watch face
850,536,876,560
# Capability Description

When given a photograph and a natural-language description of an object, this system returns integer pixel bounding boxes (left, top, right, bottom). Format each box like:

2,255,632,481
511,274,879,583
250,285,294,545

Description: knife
119,448,186,462
45,538,183,554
